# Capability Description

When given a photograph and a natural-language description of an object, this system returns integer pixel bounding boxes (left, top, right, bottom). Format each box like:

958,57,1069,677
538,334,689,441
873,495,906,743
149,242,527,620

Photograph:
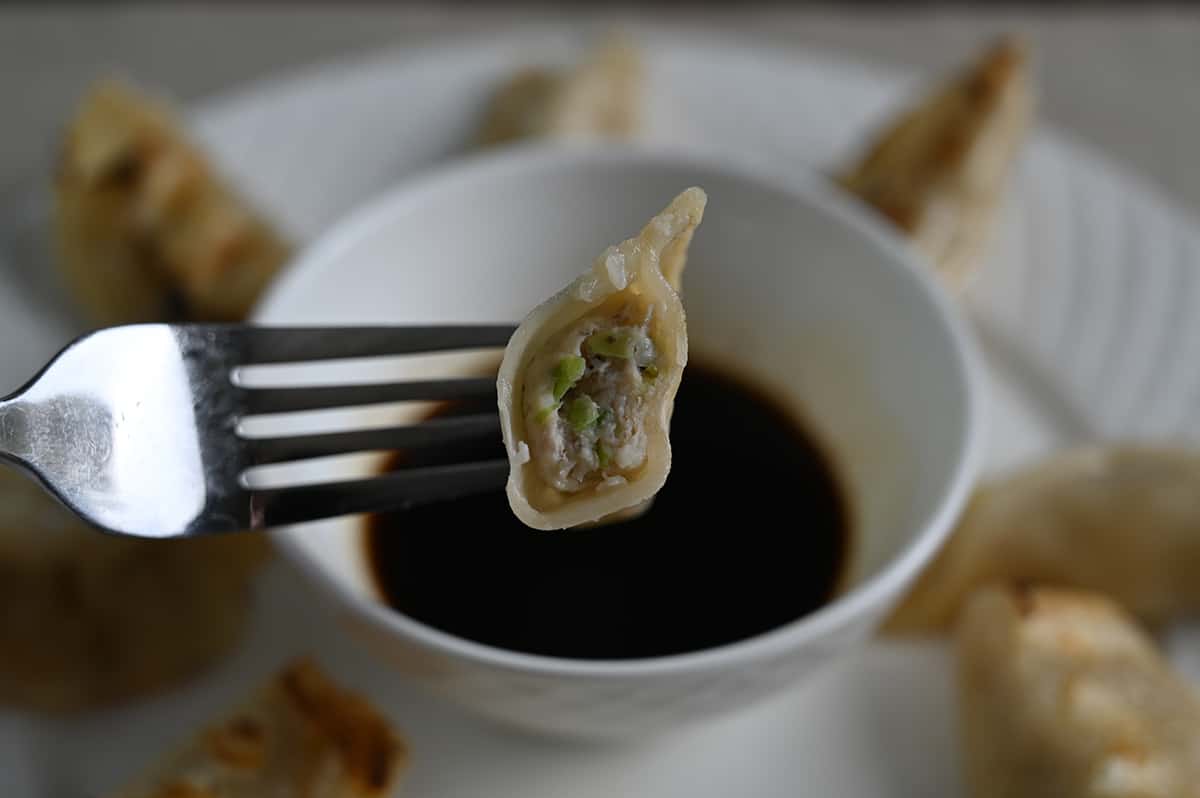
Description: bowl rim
260,143,984,679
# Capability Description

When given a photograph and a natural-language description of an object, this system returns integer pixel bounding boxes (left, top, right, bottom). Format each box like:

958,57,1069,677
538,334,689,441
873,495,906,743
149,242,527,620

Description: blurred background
3,4,1198,214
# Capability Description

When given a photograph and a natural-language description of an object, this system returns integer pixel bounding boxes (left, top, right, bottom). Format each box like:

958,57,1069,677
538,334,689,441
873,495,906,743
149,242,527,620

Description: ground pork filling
523,307,659,493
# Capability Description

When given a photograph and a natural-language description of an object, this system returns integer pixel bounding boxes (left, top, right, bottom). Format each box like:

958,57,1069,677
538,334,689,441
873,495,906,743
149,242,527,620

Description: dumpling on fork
497,188,706,529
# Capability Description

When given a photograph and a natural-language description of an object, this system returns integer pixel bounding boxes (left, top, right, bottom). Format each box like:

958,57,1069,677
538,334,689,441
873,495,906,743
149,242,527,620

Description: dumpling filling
523,305,659,492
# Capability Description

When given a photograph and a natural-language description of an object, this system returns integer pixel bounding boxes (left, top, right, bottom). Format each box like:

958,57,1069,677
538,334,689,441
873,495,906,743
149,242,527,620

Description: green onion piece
585,331,635,359
551,355,586,401
596,442,612,468
535,403,560,423
642,363,659,380
565,395,600,432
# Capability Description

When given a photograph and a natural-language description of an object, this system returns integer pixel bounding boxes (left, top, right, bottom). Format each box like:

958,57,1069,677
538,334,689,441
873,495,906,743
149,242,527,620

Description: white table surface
2,4,1198,218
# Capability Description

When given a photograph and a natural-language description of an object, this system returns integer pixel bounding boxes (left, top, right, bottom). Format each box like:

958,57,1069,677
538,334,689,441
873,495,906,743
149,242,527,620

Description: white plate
4,27,1200,797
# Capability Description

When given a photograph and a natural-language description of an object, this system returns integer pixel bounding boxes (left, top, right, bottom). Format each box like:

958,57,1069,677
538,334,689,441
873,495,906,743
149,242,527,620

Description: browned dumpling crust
55,79,291,323
839,37,1032,288
109,660,407,798
958,586,1200,798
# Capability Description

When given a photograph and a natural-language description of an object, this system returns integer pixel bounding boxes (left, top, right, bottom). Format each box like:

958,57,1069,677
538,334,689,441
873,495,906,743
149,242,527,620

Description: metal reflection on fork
0,324,516,538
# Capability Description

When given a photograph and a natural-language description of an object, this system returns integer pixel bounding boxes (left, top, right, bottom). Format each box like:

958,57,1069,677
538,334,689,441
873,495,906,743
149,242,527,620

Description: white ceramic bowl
256,146,982,737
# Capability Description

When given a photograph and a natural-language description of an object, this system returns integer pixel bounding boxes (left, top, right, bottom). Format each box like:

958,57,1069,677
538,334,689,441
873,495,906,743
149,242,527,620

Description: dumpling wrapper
55,78,291,323
0,468,268,712
476,37,641,146
110,659,407,798
958,585,1200,798
497,188,706,530
838,36,1032,289
886,446,1200,634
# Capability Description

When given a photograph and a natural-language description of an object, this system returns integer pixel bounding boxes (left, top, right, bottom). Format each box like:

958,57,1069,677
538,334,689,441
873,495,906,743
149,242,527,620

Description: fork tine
249,459,510,527
243,377,497,414
247,414,500,465
229,325,517,364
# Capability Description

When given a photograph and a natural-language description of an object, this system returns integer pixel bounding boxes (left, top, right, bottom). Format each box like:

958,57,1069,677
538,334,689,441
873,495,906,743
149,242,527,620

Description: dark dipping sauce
366,362,849,660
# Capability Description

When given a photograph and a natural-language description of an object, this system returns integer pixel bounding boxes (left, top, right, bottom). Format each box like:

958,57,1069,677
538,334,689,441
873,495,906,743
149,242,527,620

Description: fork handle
0,395,31,466
0,391,113,492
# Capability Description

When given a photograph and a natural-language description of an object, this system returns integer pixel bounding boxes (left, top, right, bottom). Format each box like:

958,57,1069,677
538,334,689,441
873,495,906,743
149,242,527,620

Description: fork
0,323,516,538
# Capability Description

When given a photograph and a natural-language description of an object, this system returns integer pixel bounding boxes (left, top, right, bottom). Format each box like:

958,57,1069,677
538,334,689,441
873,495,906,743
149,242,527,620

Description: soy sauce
366,362,849,660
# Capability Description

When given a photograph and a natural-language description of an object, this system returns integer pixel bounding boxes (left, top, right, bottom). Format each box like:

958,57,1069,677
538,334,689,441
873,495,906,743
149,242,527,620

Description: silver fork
0,323,515,538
